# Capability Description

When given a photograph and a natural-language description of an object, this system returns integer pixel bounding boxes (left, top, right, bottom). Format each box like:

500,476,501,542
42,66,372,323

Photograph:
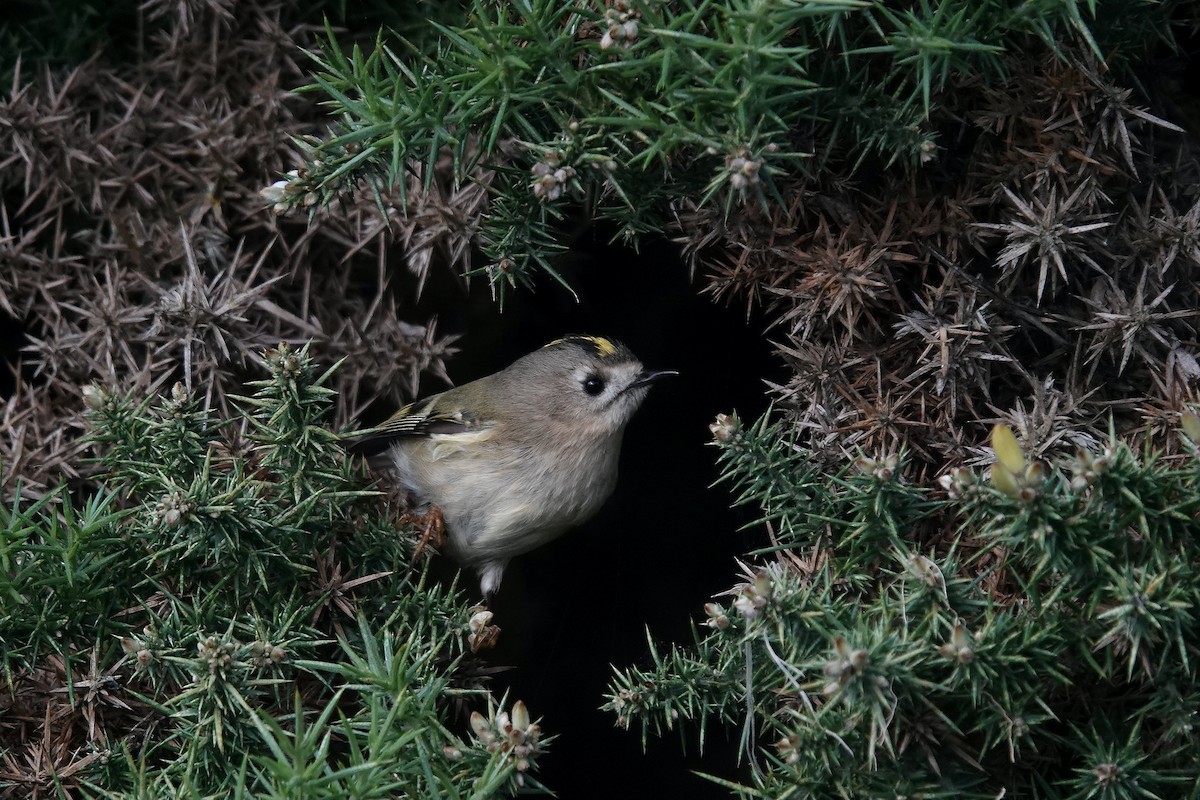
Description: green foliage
1,344,547,797
607,413,1200,797
0,486,132,677
280,0,1181,299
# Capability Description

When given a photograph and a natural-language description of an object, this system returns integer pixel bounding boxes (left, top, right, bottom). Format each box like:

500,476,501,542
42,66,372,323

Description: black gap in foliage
407,230,783,799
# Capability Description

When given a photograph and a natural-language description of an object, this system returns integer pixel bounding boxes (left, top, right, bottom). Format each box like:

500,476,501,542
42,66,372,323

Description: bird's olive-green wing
344,389,479,457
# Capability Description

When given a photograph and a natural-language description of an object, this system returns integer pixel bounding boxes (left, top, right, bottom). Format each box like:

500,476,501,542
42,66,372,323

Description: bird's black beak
629,369,679,390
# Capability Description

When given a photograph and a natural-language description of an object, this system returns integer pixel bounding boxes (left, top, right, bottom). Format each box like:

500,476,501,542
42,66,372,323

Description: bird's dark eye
583,375,606,396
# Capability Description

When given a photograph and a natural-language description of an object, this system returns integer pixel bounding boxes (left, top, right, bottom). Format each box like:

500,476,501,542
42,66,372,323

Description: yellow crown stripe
545,335,618,358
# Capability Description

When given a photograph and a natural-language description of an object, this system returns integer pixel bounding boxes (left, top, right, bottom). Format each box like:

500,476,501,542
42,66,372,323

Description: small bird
347,336,675,595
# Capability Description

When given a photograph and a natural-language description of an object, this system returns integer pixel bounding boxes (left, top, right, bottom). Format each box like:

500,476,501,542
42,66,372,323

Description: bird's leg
478,560,507,597
404,505,446,563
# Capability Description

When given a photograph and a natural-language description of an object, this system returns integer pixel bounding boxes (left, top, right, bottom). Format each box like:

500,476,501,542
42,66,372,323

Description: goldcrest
348,336,675,595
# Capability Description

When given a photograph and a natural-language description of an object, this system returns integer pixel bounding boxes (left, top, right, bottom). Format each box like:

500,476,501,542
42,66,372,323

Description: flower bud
709,412,740,443
82,384,106,411
733,594,758,619
703,602,730,630
512,700,530,732
470,711,493,743
469,610,494,633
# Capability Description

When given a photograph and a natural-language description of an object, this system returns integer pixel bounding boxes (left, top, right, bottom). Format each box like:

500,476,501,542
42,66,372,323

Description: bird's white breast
385,427,621,566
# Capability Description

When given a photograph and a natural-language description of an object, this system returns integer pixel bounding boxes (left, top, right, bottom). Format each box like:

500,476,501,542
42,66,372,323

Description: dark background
401,231,784,798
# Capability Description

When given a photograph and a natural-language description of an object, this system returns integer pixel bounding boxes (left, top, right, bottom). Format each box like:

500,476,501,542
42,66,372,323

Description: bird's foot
404,505,446,563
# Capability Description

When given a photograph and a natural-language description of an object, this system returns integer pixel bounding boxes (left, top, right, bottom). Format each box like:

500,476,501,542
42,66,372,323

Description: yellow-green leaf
991,424,1025,474
1181,412,1200,444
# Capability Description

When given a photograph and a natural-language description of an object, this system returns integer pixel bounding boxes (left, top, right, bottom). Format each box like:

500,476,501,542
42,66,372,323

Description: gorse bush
606,414,1200,797
281,0,1183,295
0,1,460,501
0,344,546,798
5,0,1200,795
277,0,1200,486
280,9,1200,787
